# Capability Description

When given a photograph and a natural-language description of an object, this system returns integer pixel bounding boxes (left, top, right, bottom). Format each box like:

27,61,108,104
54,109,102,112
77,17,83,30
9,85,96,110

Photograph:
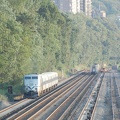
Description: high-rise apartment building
70,0,80,14
52,0,80,14
80,0,92,16
52,0,92,16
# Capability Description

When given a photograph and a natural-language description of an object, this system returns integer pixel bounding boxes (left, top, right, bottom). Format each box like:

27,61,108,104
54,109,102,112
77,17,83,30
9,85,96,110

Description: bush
0,94,8,101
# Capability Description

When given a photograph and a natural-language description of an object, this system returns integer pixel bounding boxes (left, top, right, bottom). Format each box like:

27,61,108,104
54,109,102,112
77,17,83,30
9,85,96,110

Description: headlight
35,88,37,91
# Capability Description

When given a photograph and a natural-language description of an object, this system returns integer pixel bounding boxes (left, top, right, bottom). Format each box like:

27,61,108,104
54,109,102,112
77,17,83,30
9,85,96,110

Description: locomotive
90,64,100,74
24,72,58,97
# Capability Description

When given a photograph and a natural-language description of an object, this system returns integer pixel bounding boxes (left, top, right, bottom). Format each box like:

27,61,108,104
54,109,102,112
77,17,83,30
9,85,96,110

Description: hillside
0,0,120,89
92,0,120,15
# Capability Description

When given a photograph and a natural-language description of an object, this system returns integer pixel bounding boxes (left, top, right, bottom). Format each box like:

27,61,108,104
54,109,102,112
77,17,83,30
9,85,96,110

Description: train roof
42,72,58,75
24,72,58,77
24,74,40,76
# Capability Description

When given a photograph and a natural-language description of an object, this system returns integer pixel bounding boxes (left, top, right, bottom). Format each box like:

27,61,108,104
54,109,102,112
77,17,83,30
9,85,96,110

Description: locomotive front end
24,74,39,97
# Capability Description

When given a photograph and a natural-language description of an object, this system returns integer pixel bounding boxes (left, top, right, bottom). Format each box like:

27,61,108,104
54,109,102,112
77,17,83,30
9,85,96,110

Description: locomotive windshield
25,76,31,79
32,76,38,79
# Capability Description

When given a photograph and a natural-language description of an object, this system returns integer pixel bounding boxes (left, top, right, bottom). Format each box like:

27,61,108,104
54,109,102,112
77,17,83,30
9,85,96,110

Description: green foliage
92,0,120,15
0,0,120,90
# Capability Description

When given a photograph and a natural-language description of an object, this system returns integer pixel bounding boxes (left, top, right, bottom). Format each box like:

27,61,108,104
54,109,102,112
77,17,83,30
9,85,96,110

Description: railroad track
67,74,99,120
0,72,86,120
78,73,104,120
88,72,120,120
46,75,98,120
28,75,94,120
111,73,120,120
27,74,98,120
0,98,33,119
0,99,28,113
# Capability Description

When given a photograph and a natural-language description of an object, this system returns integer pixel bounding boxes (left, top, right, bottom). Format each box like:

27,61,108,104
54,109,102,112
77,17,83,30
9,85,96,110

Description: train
24,72,58,97
90,64,100,75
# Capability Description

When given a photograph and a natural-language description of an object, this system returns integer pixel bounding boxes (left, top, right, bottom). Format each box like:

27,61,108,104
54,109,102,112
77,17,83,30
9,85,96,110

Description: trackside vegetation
0,0,120,98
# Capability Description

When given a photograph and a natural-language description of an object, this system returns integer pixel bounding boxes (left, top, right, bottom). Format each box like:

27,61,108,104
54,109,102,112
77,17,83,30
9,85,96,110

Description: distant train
24,72,58,97
90,64,100,75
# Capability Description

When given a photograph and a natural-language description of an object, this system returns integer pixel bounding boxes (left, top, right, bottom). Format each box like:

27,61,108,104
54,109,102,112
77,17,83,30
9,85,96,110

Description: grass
0,90,8,101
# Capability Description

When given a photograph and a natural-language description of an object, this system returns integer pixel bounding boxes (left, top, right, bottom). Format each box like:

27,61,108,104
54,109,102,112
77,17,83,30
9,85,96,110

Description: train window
32,76,38,79
25,76,31,79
